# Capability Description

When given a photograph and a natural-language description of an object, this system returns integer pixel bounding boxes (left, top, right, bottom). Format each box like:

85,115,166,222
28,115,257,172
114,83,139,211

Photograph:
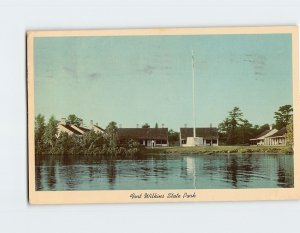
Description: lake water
35,154,294,191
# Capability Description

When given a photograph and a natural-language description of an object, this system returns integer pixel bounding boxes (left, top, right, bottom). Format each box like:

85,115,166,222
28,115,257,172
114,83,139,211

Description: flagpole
192,50,196,138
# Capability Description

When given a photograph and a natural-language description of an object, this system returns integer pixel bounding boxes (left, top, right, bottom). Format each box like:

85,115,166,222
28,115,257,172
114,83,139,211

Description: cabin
250,128,278,145
56,118,104,137
264,127,287,146
179,127,219,146
117,128,169,147
250,126,287,146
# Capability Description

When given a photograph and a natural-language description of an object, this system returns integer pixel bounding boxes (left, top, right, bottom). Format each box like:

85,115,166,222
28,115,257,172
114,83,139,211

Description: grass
146,145,293,155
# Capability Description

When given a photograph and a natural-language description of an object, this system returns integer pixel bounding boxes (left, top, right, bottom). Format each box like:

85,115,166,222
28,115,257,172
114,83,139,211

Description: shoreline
145,145,293,155
35,145,293,160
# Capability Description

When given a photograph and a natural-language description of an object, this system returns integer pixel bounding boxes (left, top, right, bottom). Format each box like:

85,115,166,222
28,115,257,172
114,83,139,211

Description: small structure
250,124,288,146
56,118,104,137
265,127,287,146
250,126,278,146
56,118,83,136
89,120,105,133
180,127,219,146
117,128,169,147
250,129,278,145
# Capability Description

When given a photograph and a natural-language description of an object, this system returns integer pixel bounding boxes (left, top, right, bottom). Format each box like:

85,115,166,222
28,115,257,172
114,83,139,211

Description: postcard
27,26,300,204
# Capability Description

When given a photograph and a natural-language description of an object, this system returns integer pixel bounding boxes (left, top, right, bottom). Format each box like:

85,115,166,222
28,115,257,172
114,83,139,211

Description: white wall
1,1,300,233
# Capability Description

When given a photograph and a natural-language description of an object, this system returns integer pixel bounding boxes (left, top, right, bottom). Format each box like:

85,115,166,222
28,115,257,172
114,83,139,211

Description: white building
250,126,287,146
180,127,219,146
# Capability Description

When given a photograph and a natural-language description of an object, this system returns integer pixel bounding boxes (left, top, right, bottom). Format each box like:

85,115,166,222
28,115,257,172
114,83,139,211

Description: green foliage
257,124,270,134
35,114,46,154
218,107,271,145
218,104,293,146
35,115,141,158
67,114,83,127
274,105,293,130
43,116,58,152
155,122,158,128
105,121,118,150
168,129,179,146
142,123,150,128
286,118,293,147
219,107,244,145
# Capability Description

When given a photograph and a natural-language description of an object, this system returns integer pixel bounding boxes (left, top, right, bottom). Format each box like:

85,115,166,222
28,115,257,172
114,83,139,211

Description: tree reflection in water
277,156,294,188
46,159,57,190
226,157,238,188
106,160,116,189
35,153,294,191
35,165,43,191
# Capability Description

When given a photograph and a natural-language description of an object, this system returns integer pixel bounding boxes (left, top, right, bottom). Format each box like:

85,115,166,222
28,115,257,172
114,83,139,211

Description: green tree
257,124,270,134
105,121,119,152
52,132,76,155
35,114,46,154
238,119,253,144
142,123,150,128
168,129,179,146
43,116,58,151
274,105,293,129
67,114,82,126
218,107,243,145
155,122,158,128
286,118,293,147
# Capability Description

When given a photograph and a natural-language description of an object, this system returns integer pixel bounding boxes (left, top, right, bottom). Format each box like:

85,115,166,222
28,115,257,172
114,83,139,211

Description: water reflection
46,159,56,190
107,160,116,189
35,154,294,191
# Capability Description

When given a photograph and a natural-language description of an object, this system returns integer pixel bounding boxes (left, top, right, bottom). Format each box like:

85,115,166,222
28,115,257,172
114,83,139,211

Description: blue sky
34,33,292,130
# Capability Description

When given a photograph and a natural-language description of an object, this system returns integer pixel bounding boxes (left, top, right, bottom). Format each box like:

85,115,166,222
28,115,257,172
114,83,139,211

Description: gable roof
250,129,271,140
267,127,287,138
77,126,91,133
250,129,278,140
117,128,168,140
180,128,219,140
60,124,83,135
93,125,105,132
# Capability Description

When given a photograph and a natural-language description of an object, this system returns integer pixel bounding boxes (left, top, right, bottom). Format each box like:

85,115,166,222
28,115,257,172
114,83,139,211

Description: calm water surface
35,154,294,191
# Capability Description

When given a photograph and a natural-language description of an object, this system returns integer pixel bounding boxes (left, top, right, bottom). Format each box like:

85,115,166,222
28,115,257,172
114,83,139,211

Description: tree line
218,105,293,145
35,104,293,155
35,114,142,158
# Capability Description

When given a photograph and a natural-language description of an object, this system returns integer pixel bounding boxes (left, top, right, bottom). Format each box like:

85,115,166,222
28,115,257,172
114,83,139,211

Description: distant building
56,118,104,137
179,127,219,146
250,126,287,146
89,120,105,133
250,128,278,145
117,128,169,147
265,127,287,146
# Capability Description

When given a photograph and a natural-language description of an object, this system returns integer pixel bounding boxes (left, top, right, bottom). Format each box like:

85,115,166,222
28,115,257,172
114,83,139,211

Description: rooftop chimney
269,124,273,130
210,123,212,128
162,123,165,128
89,120,94,130
80,119,83,127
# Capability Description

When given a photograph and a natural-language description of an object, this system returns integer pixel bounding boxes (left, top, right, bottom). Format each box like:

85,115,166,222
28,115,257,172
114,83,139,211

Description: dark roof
78,126,91,133
62,124,82,135
180,128,218,140
117,128,168,140
94,125,105,131
267,127,287,138
251,129,271,140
